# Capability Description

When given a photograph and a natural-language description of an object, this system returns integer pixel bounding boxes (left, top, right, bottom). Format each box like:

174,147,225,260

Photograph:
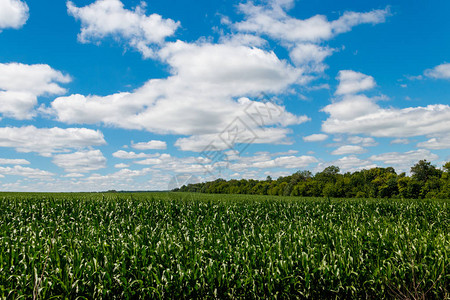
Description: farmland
0,192,448,298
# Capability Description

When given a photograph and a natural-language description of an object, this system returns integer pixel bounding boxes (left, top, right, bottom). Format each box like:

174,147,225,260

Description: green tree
442,161,450,174
411,160,441,183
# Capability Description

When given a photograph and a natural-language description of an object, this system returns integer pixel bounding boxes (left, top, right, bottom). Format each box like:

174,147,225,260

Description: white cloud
110,151,319,183
369,149,439,172
323,72,450,151
317,155,377,173
252,155,318,169
131,153,214,174
331,145,366,155
0,63,70,94
322,94,379,120
0,0,29,30
330,9,389,35
347,136,377,147
303,133,328,142
49,41,308,149
417,135,450,150
0,63,71,119
67,0,180,58
174,127,296,152
52,150,107,173
219,33,268,47
323,98,450,138
424,63,450,79
0,126,106,156
76,167,179,191
63,173,85,178
390,138,410,145
0,149,320,192
228,151,311,170
0,165,53,178
134,158,163,165
289,44,333,71
112,150,154,159
132,140,167,150
51,43,305,134
235,3,388,43
335,70,376,95
234,3,387,76
0,169,162,192
270,0,295,10
158,41,305,96
0,158,30,165
114,163,129,168
19,167,161,192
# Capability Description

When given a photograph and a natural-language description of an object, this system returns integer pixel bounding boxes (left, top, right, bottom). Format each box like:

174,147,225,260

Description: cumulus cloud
0,149,320,192
134,157,163,165
114,163,129,168
67,0,180,58
317,155,378,173
235,2,388,43
347,136,378,147
0,165,53,178
233,2,388,73
331,145,366,155
289,44,333,71
87,167,153,181
174,127,296,152
417,135,450,150
0,63,71,119
132,140,167,150
0,158,30,165
186,152,315,173
132,153,213,174
63,173,84,178
331,9,389,35
112,150,156,159
335,70,376,95
222,151,318,173
219,33,268,48
323,99,450,138
424,63,450,79
0,0,29,30
0,126,106,156
369,149,439,172
10,167,165,192
51,43,305,134
303,133,328,142
252,155,318,169
49,41,308,151
112,151,319,185
322,94,379,121
49,3,391,158
52,150,107,173
322,71,450,151
158,41,305,95
390,138,410,145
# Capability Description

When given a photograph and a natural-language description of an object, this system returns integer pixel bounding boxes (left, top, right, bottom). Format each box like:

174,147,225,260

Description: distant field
0,192,448,298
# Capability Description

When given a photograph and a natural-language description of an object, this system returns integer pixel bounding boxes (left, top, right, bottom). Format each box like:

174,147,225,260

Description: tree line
175,160,450,199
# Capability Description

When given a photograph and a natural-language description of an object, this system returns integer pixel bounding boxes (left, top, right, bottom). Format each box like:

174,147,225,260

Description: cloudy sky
0,0,449,191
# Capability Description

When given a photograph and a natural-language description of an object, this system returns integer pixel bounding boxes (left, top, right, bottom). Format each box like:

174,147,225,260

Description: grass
0,192,448,298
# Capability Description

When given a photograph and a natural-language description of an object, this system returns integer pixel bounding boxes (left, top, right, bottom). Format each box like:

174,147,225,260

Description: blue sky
0,0,449,191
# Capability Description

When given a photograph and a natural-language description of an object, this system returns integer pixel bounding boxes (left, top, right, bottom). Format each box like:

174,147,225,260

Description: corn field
0,192,448,298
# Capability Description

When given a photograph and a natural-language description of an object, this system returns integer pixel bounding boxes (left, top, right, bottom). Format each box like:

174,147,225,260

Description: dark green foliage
0,193,448,298
178,161,450,199
411,160,442,183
